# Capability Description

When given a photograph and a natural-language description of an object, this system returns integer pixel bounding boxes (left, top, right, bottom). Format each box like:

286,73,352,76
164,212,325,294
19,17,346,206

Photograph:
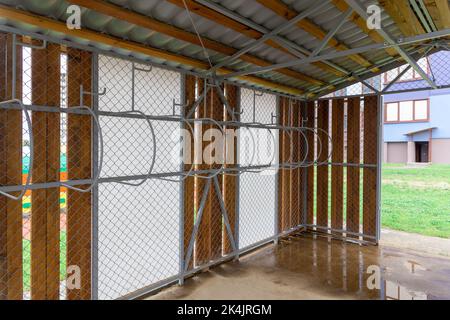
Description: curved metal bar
288,127,310,169
241,122,277,174
115,110,157,186
0,99,33,200
61,106,104,193
194,117,226,180
221,122,257,177
156,116,196,183
315,127,333,166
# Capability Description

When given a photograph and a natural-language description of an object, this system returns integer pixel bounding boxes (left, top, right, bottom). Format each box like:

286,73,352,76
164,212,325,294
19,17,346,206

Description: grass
381,164,450,238
23,231,67,292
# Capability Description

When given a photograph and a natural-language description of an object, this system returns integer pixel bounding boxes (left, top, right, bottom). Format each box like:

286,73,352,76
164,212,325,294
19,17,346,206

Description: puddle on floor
149,234,450,300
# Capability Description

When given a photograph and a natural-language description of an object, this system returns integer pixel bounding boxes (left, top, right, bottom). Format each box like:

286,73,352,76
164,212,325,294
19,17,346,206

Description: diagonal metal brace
212,175,238,253
183,178,212,271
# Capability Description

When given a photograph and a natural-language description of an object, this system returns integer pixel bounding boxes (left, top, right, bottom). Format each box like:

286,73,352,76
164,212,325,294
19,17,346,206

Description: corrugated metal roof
0,0,441,96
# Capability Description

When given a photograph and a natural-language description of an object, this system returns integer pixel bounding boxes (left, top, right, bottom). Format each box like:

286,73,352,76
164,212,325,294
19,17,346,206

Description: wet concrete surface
148,233,450,300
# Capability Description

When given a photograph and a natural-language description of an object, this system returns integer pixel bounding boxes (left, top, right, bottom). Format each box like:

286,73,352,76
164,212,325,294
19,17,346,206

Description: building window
384,58,430,84
384,99,429,123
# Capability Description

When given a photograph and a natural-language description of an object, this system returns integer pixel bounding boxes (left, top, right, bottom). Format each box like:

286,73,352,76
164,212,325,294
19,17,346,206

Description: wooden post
316,100,329,228
363,96,378,240
305,101,315,226
207,85,224,260
66,48,92,300
183,75,196,269
290,101,300,228
223,84,238,255
0,33,23,300
346,97,361,238
194,81,224,264
30,41,61,300
331,99,344,233
278,97,290,232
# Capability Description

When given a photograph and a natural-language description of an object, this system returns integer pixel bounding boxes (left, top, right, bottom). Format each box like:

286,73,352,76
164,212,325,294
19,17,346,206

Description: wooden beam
256,0,379,71
379,0,425,36
330,0,398,57
290,101,301,228
223,83,238,255
424,0,450,29
305,101,315,225
316,100,329,228
68,0,324,86
208,86,224,260
346,97,361,238
278,96,291,232
167,0,346,77
66,48,92,300
194,80,223,264
363,96,378,241
0,5,303,96
0,32,23,300
331,99,344,234
30,41,61,300
183,74,196,270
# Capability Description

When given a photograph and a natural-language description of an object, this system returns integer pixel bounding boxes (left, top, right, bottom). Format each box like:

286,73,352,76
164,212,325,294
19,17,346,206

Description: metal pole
274,95,280,244
376,93,383,243
235,86,241,258
183,178,212,272
310,8,353,57
217,28,450,80
213,176,237,253
178,74,186,285
195,0,350,75
344,0,437,89
205,1,329,74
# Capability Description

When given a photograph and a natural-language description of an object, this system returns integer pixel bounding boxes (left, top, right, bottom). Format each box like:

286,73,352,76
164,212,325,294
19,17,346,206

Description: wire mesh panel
238,88,278,248
96,55,181,299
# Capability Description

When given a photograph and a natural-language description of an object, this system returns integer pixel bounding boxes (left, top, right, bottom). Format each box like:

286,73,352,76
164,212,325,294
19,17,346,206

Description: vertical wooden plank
290,101,300,228
316,100,329,228
194,81,223,264
30,42,61,300
208,86,223,260
363,96,378,240
0,33,23,300
278,97,290,232
346,97,361,238
223,84,238,254
298,101,305,225
194,79,208,266
66,48,92,300
331,99,344,232
305,101,315,225
183,75,196,269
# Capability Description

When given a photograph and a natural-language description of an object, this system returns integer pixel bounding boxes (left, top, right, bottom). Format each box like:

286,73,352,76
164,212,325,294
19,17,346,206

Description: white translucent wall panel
97,55,181,299
97,181,179,299
238,88,278,248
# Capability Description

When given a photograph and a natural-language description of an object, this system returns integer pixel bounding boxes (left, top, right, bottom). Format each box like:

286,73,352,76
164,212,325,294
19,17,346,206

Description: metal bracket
60,105,104,193
173,98,190,116
0,99,33,200
14,38,47,50
80,85,107,107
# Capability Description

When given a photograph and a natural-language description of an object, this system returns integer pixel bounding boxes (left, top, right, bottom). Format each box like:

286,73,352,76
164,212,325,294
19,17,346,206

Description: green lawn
381,164,450,238
23,231,66,292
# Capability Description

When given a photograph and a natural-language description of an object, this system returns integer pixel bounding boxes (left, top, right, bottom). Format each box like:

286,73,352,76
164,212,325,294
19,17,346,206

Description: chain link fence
0,29,410,300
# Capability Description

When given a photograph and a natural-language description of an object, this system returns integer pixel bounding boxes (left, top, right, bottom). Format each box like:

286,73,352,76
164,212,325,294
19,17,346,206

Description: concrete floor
148,231,450,300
